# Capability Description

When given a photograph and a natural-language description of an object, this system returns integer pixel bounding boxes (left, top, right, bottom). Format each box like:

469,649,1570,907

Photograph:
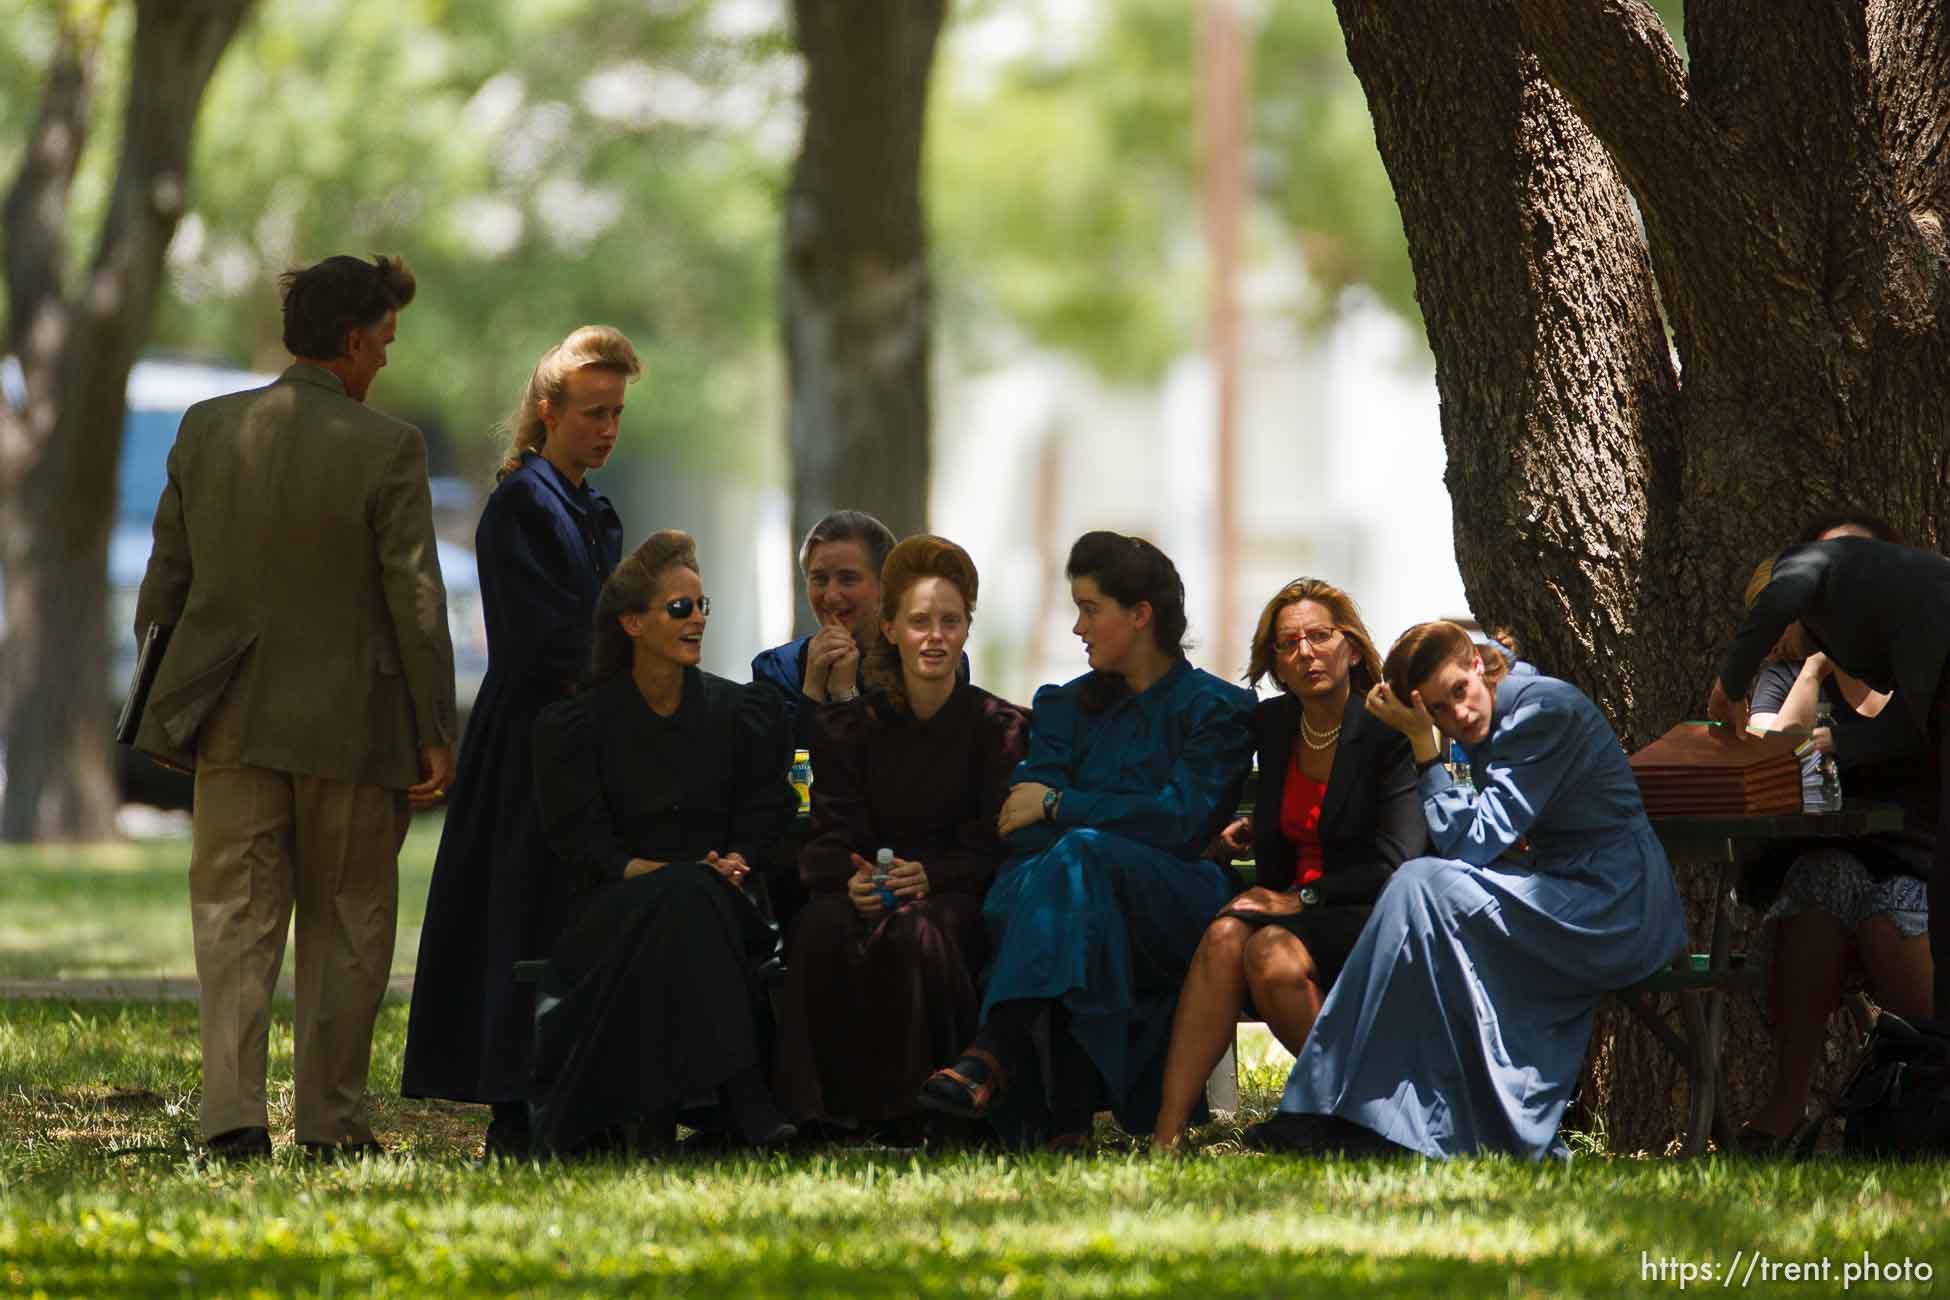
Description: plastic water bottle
1445,739,1474,794
1813,701,1844,812
873,847,900,911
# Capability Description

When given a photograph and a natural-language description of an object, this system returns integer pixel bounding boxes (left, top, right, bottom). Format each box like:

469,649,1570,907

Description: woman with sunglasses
1150,578,1424,1153
527,531,799,1155
773,535,1028,1141
1251,620,1685,1160
919,531,1253,1148
403,325,637,1158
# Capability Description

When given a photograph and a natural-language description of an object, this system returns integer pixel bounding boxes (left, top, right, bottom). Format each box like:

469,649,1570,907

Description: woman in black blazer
1151,578,1425,1151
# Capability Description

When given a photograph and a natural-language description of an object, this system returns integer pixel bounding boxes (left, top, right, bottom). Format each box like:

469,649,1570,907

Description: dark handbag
1836,1012,1950,1158
114,622,173,745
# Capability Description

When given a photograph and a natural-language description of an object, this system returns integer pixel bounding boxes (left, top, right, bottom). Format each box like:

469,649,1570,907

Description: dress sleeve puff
925,692,1031,896
480,475,593,694
727,680,797,868
1047,678,1253,854
798,697,876,894
1414,683,1580,867
531,694,634,894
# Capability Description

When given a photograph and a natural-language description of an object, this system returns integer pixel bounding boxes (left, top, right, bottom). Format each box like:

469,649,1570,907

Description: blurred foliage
931,0,1415,383
2,0,795,485
1,0,1697,457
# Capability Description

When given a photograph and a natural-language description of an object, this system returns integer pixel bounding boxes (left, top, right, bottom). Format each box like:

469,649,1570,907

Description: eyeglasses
1274,628,1340,655
662,595,711,619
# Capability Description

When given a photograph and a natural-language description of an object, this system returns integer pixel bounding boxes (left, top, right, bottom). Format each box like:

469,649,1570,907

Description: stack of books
1627,723,1805,816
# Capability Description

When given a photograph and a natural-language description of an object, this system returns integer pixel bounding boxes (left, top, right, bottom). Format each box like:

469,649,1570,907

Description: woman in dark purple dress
773,536,1027,1138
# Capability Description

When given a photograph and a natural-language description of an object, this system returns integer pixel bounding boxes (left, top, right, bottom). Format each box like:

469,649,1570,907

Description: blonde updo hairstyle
1242,577,1383,695
862,535,979,715
497,324,643,481
589,530,699,683
1382,619,1510,705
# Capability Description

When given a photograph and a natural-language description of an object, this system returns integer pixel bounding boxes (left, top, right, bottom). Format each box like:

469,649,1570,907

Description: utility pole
1199,0,1248,682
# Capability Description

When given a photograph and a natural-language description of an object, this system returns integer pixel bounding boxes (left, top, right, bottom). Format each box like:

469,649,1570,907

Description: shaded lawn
0,816,444,980
3,1001,1948,1297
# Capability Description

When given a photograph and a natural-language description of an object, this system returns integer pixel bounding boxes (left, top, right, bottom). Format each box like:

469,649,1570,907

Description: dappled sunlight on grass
2,1000,1948,1295
0,817,444,980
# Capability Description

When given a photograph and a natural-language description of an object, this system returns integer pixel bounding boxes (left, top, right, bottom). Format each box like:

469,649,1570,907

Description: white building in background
929,289,1469,707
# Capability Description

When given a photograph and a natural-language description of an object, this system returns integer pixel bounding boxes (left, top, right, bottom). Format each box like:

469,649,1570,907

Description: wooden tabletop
1648,800,1903,842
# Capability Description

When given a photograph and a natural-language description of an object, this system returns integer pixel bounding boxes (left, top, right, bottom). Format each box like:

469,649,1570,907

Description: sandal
917,1049,1007,1119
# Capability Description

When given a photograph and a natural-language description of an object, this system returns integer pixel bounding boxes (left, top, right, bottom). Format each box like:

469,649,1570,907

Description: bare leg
1748,910,1847,1137
1854,913,1934,1021
1151,917,1252,1150
1241,928,1325,1056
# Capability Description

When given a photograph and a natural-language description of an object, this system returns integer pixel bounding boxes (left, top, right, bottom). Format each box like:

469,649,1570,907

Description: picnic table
1632,801,1903,1156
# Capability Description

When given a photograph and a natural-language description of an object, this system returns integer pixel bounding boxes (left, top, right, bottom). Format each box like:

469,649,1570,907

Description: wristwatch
1298,886,1321,907
1042,788,1062,821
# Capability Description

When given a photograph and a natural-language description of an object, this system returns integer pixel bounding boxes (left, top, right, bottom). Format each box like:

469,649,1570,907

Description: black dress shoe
299,1139,386,1163
1246,1112,1413,1158
205,1126,272,1162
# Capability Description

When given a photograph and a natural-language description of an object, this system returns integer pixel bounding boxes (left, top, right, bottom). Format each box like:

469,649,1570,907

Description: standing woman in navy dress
919,531,1253,1146
402,325,639,1156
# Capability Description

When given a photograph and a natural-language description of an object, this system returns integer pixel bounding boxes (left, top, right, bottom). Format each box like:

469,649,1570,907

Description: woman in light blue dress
917,531,1253,1146
1254,620,1686,1160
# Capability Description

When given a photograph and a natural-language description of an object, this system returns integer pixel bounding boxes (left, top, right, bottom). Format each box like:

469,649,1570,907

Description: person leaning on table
1708,534,1950,1014
133,254,457,1162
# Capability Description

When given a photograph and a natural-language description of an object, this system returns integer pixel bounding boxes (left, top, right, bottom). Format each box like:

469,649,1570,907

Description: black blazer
1245,691,1426,903
1721,537,1950,737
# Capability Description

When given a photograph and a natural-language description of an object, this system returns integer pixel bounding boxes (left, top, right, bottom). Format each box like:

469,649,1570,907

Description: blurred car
4,354,488,807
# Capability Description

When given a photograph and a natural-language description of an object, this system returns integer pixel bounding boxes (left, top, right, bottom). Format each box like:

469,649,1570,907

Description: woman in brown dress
773,535,1027,1139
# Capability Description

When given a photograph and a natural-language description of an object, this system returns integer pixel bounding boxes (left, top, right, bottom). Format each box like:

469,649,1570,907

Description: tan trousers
190,693,408,1144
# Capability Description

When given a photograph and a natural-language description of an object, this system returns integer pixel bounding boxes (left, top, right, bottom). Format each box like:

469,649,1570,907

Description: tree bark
1,0,255,842
782,0,944,616
1331,0,1950,1150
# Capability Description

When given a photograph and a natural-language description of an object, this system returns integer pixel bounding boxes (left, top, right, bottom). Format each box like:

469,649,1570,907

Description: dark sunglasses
662,595,711,619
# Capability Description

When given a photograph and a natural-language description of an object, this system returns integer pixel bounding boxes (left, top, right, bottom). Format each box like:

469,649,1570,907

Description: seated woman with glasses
918,531,1253,1148
1252,620,1686,1160
1150,578,1424,1153
528,530,799,1156
773,536,1028,1141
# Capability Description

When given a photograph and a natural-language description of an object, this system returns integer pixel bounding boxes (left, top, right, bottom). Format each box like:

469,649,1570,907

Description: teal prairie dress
980,660,1253,1136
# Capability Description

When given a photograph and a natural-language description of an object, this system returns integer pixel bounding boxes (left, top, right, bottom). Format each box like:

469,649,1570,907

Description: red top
1280,759,1328,888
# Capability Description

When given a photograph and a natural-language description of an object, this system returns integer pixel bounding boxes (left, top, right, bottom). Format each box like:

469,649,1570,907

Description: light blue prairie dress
1275,674,1686,1159
982,661,1253,1135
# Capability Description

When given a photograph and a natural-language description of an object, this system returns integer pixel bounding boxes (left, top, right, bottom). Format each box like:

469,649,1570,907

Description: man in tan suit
135,254,457,1160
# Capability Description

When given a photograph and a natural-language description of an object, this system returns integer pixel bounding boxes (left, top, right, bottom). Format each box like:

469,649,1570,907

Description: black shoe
729,1100,797,1148
1247,1113,1411,1158
299,1139,386,1163
205,1126,272,1162
482,1112,533,1161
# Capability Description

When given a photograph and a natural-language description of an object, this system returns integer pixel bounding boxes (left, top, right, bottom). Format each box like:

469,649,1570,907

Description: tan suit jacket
133,364,457,789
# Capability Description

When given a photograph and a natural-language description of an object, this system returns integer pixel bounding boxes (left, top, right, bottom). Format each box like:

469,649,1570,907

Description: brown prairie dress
774,683,1027,1125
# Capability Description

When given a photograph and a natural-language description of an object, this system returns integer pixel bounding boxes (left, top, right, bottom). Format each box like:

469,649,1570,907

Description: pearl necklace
1300,713,1341,750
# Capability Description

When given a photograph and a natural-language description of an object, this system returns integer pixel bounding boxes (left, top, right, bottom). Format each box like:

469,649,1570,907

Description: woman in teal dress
918,531,1253,1146
1255,620,1686,1160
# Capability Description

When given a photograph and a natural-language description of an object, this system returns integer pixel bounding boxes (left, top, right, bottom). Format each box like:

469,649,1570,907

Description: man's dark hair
1795,508,1901,546
279,254,416,359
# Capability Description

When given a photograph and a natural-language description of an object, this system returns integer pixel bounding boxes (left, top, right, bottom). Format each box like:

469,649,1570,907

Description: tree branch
1508,0,1710,222
0,20,93,486
1867,0,1950,253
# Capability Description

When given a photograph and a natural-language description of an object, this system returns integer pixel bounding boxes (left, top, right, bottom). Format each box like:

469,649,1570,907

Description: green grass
2,1004,1948,1297
0,818,443,980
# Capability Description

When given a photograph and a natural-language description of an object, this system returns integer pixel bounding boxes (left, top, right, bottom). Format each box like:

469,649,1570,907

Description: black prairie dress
527,667,795,1154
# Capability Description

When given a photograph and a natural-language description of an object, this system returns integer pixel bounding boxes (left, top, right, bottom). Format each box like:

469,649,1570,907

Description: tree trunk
1,0,255,842
783,0,944,618
1331,0,1950,1151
